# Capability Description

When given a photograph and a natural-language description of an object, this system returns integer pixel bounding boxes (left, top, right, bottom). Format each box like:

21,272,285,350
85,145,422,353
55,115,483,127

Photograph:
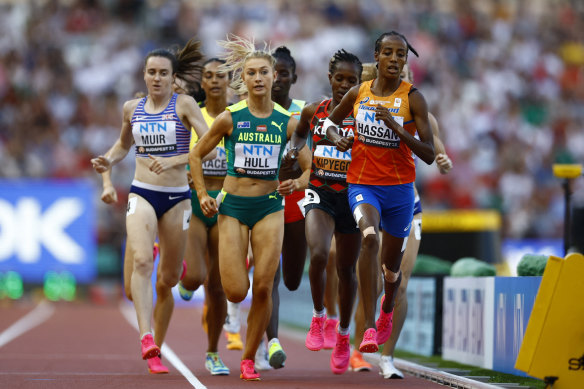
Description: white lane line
0,300,55,349
119,301,207,389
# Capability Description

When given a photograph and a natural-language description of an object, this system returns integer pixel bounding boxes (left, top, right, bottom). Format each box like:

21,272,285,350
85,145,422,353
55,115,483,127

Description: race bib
233,143,281,177
303,188,320,206
202,146,227,177
355,108,403,149
313,145,351,181
297,196,306,217
126,196,137,216
133,120,177,154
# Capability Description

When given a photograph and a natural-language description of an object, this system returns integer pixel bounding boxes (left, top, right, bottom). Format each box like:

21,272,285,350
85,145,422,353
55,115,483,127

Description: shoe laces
309,317,324,335
377,312,393,332
241,359,256,373
363,328,376,341
209,354,222,367
336,335,350,353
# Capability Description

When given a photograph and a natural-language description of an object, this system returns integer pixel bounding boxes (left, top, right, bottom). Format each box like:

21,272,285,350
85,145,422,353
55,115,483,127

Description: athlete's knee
336,263,356,282
224,285,247,303
360,227,379,250
225,290,246,304
283,273,301,291
158,268,180,289
310,245,329,267
382,264,401,284
133,255,154,276
182,272,205,291
251,278,272,302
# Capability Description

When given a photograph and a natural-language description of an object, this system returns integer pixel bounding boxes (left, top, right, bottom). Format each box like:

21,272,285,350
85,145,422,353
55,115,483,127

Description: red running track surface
0,299,444,389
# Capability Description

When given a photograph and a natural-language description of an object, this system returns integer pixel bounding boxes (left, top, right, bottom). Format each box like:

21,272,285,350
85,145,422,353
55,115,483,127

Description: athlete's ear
328,72,333,85
292,73,297,84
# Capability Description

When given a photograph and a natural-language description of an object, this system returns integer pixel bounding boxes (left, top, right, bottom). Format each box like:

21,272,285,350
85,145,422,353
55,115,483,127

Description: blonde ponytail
361,63,378,82
218,34,274,95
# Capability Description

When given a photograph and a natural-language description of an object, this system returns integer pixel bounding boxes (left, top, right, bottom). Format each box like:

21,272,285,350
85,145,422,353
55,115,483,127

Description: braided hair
329,49,363,80
272,46,296,73
374,31,419,57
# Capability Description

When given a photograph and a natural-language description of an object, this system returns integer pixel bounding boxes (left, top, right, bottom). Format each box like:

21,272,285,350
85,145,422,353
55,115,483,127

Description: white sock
327,315,338,321
313,308,326,317
141,331,153,340
338,326,350,336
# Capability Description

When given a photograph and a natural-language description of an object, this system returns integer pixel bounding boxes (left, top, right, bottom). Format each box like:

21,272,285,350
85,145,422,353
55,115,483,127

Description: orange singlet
348,79,417,186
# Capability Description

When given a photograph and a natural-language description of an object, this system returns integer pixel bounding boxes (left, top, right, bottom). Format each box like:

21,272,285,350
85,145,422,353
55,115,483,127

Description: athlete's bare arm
386,89,435,165
189,110,233,217
327,86,360,151
91,99,138,173
293,145,312,191
428,112,452,174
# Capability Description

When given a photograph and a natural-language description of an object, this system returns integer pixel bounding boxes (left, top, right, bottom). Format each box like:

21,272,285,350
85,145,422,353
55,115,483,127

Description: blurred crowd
1,0,583,256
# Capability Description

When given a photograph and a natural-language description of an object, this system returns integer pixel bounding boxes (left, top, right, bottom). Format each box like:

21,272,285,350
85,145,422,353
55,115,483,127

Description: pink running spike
141,333,160,360
358,328,379,353
323,318,339,349
330,332,351,374
305,315,327,351
376,294,394,344
240,359,260,380
147,356,169,374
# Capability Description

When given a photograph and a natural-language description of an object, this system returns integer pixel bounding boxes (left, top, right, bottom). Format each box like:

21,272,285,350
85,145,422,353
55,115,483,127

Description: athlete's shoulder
227,99,248,112
175,93,198,111
358,80,373,92
291,99,306,110
352,82,369,98
302,99,323,115
273,102,292,117
123,98,141,118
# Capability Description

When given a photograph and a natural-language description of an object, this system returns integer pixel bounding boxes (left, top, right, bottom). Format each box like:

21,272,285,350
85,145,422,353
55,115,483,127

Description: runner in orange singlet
323,31,435,356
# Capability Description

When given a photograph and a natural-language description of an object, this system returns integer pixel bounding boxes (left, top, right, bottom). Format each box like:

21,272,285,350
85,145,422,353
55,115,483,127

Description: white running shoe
379,355,404,379
254,338,272,371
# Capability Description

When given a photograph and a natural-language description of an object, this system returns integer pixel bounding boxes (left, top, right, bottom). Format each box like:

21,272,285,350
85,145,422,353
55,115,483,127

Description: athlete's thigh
250,210,284,281
355,202,380,235
333,230,361,268
400,213,422,283
218,214,250,286
126,194,157,260
158,199,191,274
